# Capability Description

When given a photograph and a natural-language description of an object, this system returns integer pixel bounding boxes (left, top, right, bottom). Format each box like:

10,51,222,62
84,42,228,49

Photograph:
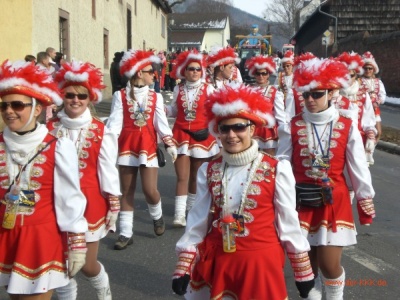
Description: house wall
203,18,230,51
0,0,169,100
0,0,33,61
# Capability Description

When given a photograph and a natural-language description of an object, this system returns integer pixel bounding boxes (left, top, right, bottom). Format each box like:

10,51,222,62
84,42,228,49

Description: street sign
323,30,331,37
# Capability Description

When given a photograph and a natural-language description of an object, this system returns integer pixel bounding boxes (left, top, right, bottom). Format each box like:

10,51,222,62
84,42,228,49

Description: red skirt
0,218,66,280
172,126,218,153
191,238,287,300
82,186,108,241
298,184,355,234
118,128,157,160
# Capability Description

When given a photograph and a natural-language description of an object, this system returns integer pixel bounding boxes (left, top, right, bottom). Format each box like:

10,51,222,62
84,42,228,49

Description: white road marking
343,246,399,274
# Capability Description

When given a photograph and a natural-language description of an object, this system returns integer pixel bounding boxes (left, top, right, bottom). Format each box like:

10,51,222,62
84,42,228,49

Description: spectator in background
158,51,167,90
36,51,55,76
54,52,65,70
152,53,162,93
24,54,36,63
46,47,59,71
110,51,128,95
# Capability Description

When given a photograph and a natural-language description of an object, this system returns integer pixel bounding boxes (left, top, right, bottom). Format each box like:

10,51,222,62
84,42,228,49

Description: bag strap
8,137,57,192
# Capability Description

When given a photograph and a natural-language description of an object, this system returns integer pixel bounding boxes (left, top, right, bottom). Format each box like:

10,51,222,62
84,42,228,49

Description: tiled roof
169,13,228,30
169,31,206,45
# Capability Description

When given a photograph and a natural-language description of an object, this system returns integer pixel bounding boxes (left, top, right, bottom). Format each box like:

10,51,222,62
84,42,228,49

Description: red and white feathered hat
170,49,205,80
205,84,275,137
0,60,62,106
336,51,365,75
281,50,294,65
119,49,161,79
245,55,276,77
294,52,317,67
362,51,379,74
293,57,350,92
207,46,240,68
55,61,106,104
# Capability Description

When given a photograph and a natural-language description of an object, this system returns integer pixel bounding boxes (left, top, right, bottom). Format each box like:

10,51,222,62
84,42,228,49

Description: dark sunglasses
218,123,251,134
302,91,326,99
364,67,374,71
65,92,89,100
186,67,202,72
283,65,292,68
141,69,154,74
350,74,357,78
0,101,33,112
255,71,269,76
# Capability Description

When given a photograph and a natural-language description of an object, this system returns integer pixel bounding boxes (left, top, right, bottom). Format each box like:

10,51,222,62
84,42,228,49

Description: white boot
85,262,112,300
305,273,322,300
322,267,345,300
56,277,78,300
186,193,196,212
173,195,187,227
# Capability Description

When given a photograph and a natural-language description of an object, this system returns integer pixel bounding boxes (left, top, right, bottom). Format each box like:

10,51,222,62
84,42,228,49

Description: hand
295,279,315,298
172,274,190,295
167,146,178,163
106,195,120,230
68,250,86,277
365,138,376,152
357,199,375,225
105,210,119,230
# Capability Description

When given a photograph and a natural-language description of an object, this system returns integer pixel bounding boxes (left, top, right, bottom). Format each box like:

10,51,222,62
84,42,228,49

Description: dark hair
24,54,36,62
36,51,49,63
54,52,64,65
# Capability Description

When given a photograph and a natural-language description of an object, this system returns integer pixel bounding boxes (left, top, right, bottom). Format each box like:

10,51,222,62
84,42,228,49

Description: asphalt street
1,97,399,299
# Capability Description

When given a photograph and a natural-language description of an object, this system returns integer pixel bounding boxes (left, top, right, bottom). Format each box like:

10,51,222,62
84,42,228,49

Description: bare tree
262,0,305,40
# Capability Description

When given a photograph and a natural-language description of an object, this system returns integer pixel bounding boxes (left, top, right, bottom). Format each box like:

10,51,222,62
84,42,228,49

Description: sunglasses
65,92,89,100
141,69,154,74
350,74,357,78
0,101,33,112
302,91,326,99
218,123,251,134
364,67,374,71
283,65,292,68
186,67,202,72
255,71,269,76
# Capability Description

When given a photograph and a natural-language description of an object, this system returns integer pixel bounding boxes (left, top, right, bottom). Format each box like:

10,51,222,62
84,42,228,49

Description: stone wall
337,31,400,96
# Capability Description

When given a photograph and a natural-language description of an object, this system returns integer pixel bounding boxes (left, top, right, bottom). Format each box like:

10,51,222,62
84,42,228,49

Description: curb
376,140,400,155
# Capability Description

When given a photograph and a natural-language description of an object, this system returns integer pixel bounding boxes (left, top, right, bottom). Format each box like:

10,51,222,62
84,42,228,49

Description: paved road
381,103,400,129
1,97,399,299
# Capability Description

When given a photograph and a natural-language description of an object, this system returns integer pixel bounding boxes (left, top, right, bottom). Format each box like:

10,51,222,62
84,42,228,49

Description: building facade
0,0,171,99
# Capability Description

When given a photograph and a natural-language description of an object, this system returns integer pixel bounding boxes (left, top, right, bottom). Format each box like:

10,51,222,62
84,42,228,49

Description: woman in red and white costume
0,60,88,298
107,50,177,249
245,55,286,155
206,46,241,89
172,85,315,300
277,57,376,300
166,50,219,227
337,52,377,165
275,50,294,96
360,51,386,142
49,62,121,300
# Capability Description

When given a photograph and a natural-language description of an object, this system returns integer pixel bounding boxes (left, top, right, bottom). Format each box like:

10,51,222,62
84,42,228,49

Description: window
104,29,109,69
92,0,96,19
59,9,70,61
127,5,132,49
134,0,137,16
161,14,166,38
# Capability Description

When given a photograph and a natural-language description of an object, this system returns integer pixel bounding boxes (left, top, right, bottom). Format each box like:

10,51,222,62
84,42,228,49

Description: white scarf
221,139,259,166
303,105,338,125
185,79,202,89
57,108,92,129
340,80,359,101
3,123,49,166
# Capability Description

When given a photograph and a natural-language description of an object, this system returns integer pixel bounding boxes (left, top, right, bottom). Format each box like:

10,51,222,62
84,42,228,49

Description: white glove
105,210,119,231
365,138,376,165
68,250,87,277
167,146,178,163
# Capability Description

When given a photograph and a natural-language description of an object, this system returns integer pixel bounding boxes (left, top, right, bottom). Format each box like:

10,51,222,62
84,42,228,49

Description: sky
231,0,274,18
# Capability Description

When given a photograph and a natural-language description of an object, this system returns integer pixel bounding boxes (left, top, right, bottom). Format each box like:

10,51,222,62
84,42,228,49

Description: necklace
311,122,332,169
133,93,149,127
183,84,201,122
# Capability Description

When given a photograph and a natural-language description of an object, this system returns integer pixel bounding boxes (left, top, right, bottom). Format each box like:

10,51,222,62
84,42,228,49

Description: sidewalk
94,95,400,156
